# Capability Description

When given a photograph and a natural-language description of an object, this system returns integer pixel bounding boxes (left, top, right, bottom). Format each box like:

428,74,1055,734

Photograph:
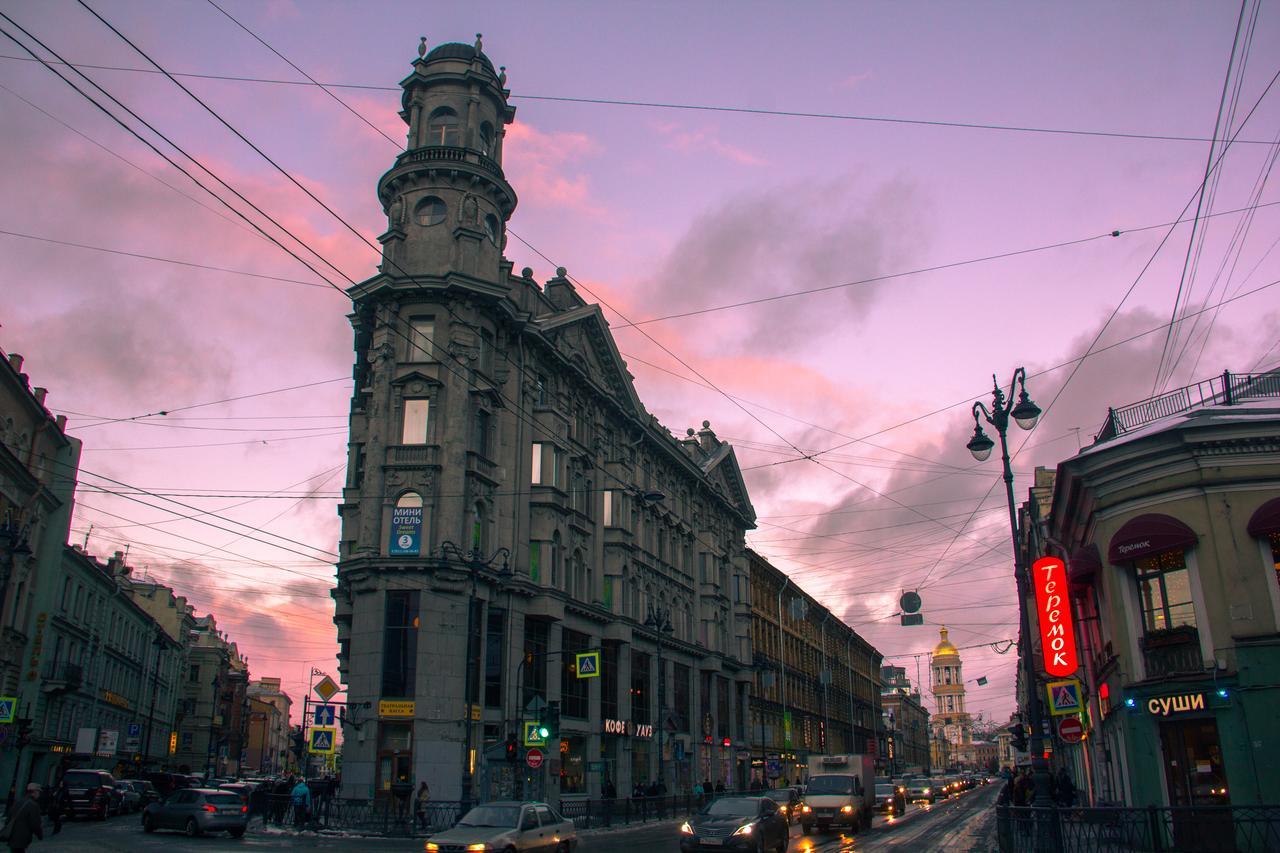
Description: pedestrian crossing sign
309,727,336,754
575,651,600,679
1046,679,1084,716
524,721,547,747
0,697,15,725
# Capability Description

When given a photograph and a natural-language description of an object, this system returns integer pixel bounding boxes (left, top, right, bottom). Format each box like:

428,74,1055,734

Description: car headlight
800,804,812,813
840,805,853,814
897,786,905,793
778,805,788,813
424,844,439,853
732,823,755,836
467,845,487,852
680,821,694,835
923,787,931,794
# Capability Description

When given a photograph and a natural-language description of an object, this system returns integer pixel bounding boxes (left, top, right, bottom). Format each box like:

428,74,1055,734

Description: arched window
426,107,459,146
477,122,494,155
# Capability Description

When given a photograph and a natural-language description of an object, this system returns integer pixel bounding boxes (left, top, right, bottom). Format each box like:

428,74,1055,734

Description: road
33,785,997,851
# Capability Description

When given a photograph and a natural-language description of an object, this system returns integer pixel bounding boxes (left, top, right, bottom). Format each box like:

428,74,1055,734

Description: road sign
523,721,547,747
124,722,142,752
1046,679,1084,716
575,651,600,678
0,697,15,724
1058,717,1084,743
309,727,336,754
526,747,544,769
900,613,924,626
314,704,336,726
314,676,340,702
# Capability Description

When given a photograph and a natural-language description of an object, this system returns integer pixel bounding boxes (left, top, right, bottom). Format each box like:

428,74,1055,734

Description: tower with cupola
930,627,973,767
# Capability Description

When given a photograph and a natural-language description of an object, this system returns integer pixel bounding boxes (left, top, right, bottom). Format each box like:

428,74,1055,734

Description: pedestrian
714,781,725,794
50,782,67,836
414,781,430,831
272,777,291,824
1,783,45,853
602,778,616,827
1055,768,1075,808
290,777,312,829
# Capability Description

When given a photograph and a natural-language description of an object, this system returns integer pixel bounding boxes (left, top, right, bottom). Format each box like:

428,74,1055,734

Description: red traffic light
721,737,731,748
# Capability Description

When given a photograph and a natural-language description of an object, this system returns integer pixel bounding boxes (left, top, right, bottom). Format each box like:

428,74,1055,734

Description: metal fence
996,804,1280,853
1096,370,1280,441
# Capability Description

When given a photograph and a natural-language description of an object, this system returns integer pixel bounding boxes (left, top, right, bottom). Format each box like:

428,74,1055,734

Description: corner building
332,39,758,806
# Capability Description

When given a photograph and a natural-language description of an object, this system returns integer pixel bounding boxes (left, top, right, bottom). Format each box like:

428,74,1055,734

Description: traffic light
505,732,518,763
1008,723,1028,753
545,701,561,741
15,718,32,749
291,729,306,759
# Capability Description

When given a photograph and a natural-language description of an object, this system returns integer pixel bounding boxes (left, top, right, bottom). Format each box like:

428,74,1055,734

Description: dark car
680,796,789,853
142,788,249,838
760,787,801,825
218,783,253,805
143,772,193,800
127,780,162,807
62,769,121,820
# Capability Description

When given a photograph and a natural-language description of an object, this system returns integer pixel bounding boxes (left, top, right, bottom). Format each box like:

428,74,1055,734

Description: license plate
702,839,723,846
69,789,85,795
220,808,239,815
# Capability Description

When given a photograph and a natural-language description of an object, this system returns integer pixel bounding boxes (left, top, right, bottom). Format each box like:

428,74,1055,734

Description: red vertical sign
1032,556,1078,677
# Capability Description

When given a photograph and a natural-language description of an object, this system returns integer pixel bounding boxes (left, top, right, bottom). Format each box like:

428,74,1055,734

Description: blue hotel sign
389,507,423,556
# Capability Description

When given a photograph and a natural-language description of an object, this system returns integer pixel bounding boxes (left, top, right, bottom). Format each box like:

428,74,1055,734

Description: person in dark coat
1056,768,1076,807
3,783,45,853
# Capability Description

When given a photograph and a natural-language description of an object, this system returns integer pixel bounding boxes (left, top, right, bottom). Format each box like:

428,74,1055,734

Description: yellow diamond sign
314,675,340,702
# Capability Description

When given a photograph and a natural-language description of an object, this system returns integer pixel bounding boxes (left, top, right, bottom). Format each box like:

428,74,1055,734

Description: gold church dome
933,626,959,658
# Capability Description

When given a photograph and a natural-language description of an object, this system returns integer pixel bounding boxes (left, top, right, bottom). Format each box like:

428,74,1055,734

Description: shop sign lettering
603,718,627,735
1032,557,1079,677
602,718,653,738
1146,692,1205,717
634,723,653,738
1116,540,1151,555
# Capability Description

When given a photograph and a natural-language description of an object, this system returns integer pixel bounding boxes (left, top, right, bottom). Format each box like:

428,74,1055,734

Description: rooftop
1093,369,1280,443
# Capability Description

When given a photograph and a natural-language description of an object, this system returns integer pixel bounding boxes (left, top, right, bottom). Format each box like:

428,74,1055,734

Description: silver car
141,788,249,838
425,801,577,853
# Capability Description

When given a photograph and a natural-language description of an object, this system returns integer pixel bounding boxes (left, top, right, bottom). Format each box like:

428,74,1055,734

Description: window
602,490,615,526
425,108,459,146
402,399,429,444
61,578,71,611
189,664,201,684
477,122,493,155
474,409,491,458
1135,549,1197,634
382,590,420,698
522,619,549,709
529,541,542,583
531,443,562,487
673,663,691,732
630,651,650,724
601,642,619,720
414,196,446,226
602,576,613,611
484,609,505,708
407,317,434,361
535,374,550,407
1269,532,1280,589
531,443,543,484
484,214,500,247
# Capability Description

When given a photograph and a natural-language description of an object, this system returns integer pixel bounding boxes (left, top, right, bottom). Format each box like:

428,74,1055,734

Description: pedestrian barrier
996,803,1280,853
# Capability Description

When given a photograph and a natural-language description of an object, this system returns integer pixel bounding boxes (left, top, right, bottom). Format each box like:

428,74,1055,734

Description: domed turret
374,36,518,282
933,626,959,658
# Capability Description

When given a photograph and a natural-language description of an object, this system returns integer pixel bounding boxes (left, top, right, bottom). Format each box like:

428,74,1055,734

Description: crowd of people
997,766,1077,808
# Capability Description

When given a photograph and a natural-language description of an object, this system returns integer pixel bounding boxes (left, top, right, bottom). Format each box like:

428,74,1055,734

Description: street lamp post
964,367,1053,807
441,541,511,814
643,605,674,794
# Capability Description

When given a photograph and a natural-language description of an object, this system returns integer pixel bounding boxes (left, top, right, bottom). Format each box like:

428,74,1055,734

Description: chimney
55,415,67,432
7,353,22,373
33,387,47,407
108,550,131,577
697,420,719,452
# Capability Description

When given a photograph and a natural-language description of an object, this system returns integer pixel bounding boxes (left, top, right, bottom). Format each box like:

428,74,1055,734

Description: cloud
637,173,930,351
503,120,603,213
655,121,765,166
837,71,874,90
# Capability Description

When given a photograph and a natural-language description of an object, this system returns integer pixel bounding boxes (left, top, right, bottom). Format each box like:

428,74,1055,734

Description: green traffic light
537,726,550,739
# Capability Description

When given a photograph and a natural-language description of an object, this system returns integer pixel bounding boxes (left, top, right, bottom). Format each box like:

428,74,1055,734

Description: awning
1067,544,1102,583
1108,514,1197,563
1246,497,1280,538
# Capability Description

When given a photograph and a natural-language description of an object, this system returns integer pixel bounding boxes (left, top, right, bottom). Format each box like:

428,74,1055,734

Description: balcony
392,145,506,181
387,444,438,466
41,661,82,694
1141,626,1204,679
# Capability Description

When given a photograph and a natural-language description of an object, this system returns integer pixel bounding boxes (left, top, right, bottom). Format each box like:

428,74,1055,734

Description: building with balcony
746,550,882,785
880,665,930,776
1036,370,1280,808
331,37,758,807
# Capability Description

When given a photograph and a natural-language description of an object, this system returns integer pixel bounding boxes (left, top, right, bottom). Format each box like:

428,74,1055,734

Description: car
142,788,249,838
130,780,162,808
680,796,788,853
424,801,577,853
874,782,907,815
218,782,254,805
905,778,936,803
62,769,122,820
759,787,801,824
115,780,143,813
143,772,192,799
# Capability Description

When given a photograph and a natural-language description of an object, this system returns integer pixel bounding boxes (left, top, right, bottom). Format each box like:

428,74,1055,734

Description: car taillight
241,805,248,813
203,804,217,813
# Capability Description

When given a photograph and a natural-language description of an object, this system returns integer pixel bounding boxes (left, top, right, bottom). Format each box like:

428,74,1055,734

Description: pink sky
2,1,1278,724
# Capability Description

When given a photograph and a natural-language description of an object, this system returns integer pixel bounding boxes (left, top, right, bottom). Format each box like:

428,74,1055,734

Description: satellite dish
900,591,922,614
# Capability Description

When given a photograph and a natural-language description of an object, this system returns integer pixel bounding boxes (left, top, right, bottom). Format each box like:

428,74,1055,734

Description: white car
424,801,577,853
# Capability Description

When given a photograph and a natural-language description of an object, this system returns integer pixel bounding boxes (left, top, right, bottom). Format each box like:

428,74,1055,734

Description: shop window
1269,532,1280,589
562,629,590,719
402,399,429,444
1135,549,1197,634
560,737,586,794
376,722,413,795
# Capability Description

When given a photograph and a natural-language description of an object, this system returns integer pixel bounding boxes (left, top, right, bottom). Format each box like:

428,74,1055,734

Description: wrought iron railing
997,803,1280,852
1095,371,1280,442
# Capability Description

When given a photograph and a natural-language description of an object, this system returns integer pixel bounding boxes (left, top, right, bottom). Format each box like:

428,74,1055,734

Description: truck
798,754,874,835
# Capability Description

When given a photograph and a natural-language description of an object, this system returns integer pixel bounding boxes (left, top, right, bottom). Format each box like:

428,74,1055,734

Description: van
797,754,874,834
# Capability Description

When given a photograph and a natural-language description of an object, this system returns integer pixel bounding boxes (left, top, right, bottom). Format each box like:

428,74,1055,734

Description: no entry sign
1058,717,1084,744
526,747,544,769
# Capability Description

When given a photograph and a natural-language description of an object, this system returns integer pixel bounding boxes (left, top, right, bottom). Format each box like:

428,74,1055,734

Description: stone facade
930,627,974,768
173,616,248,776
880,665,930,775
1037,376,1280,808
746,550,882,785
332,39,758,806
245,678,292,775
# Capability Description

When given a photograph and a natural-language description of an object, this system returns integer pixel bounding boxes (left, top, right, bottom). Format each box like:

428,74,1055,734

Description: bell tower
377,33,518,282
